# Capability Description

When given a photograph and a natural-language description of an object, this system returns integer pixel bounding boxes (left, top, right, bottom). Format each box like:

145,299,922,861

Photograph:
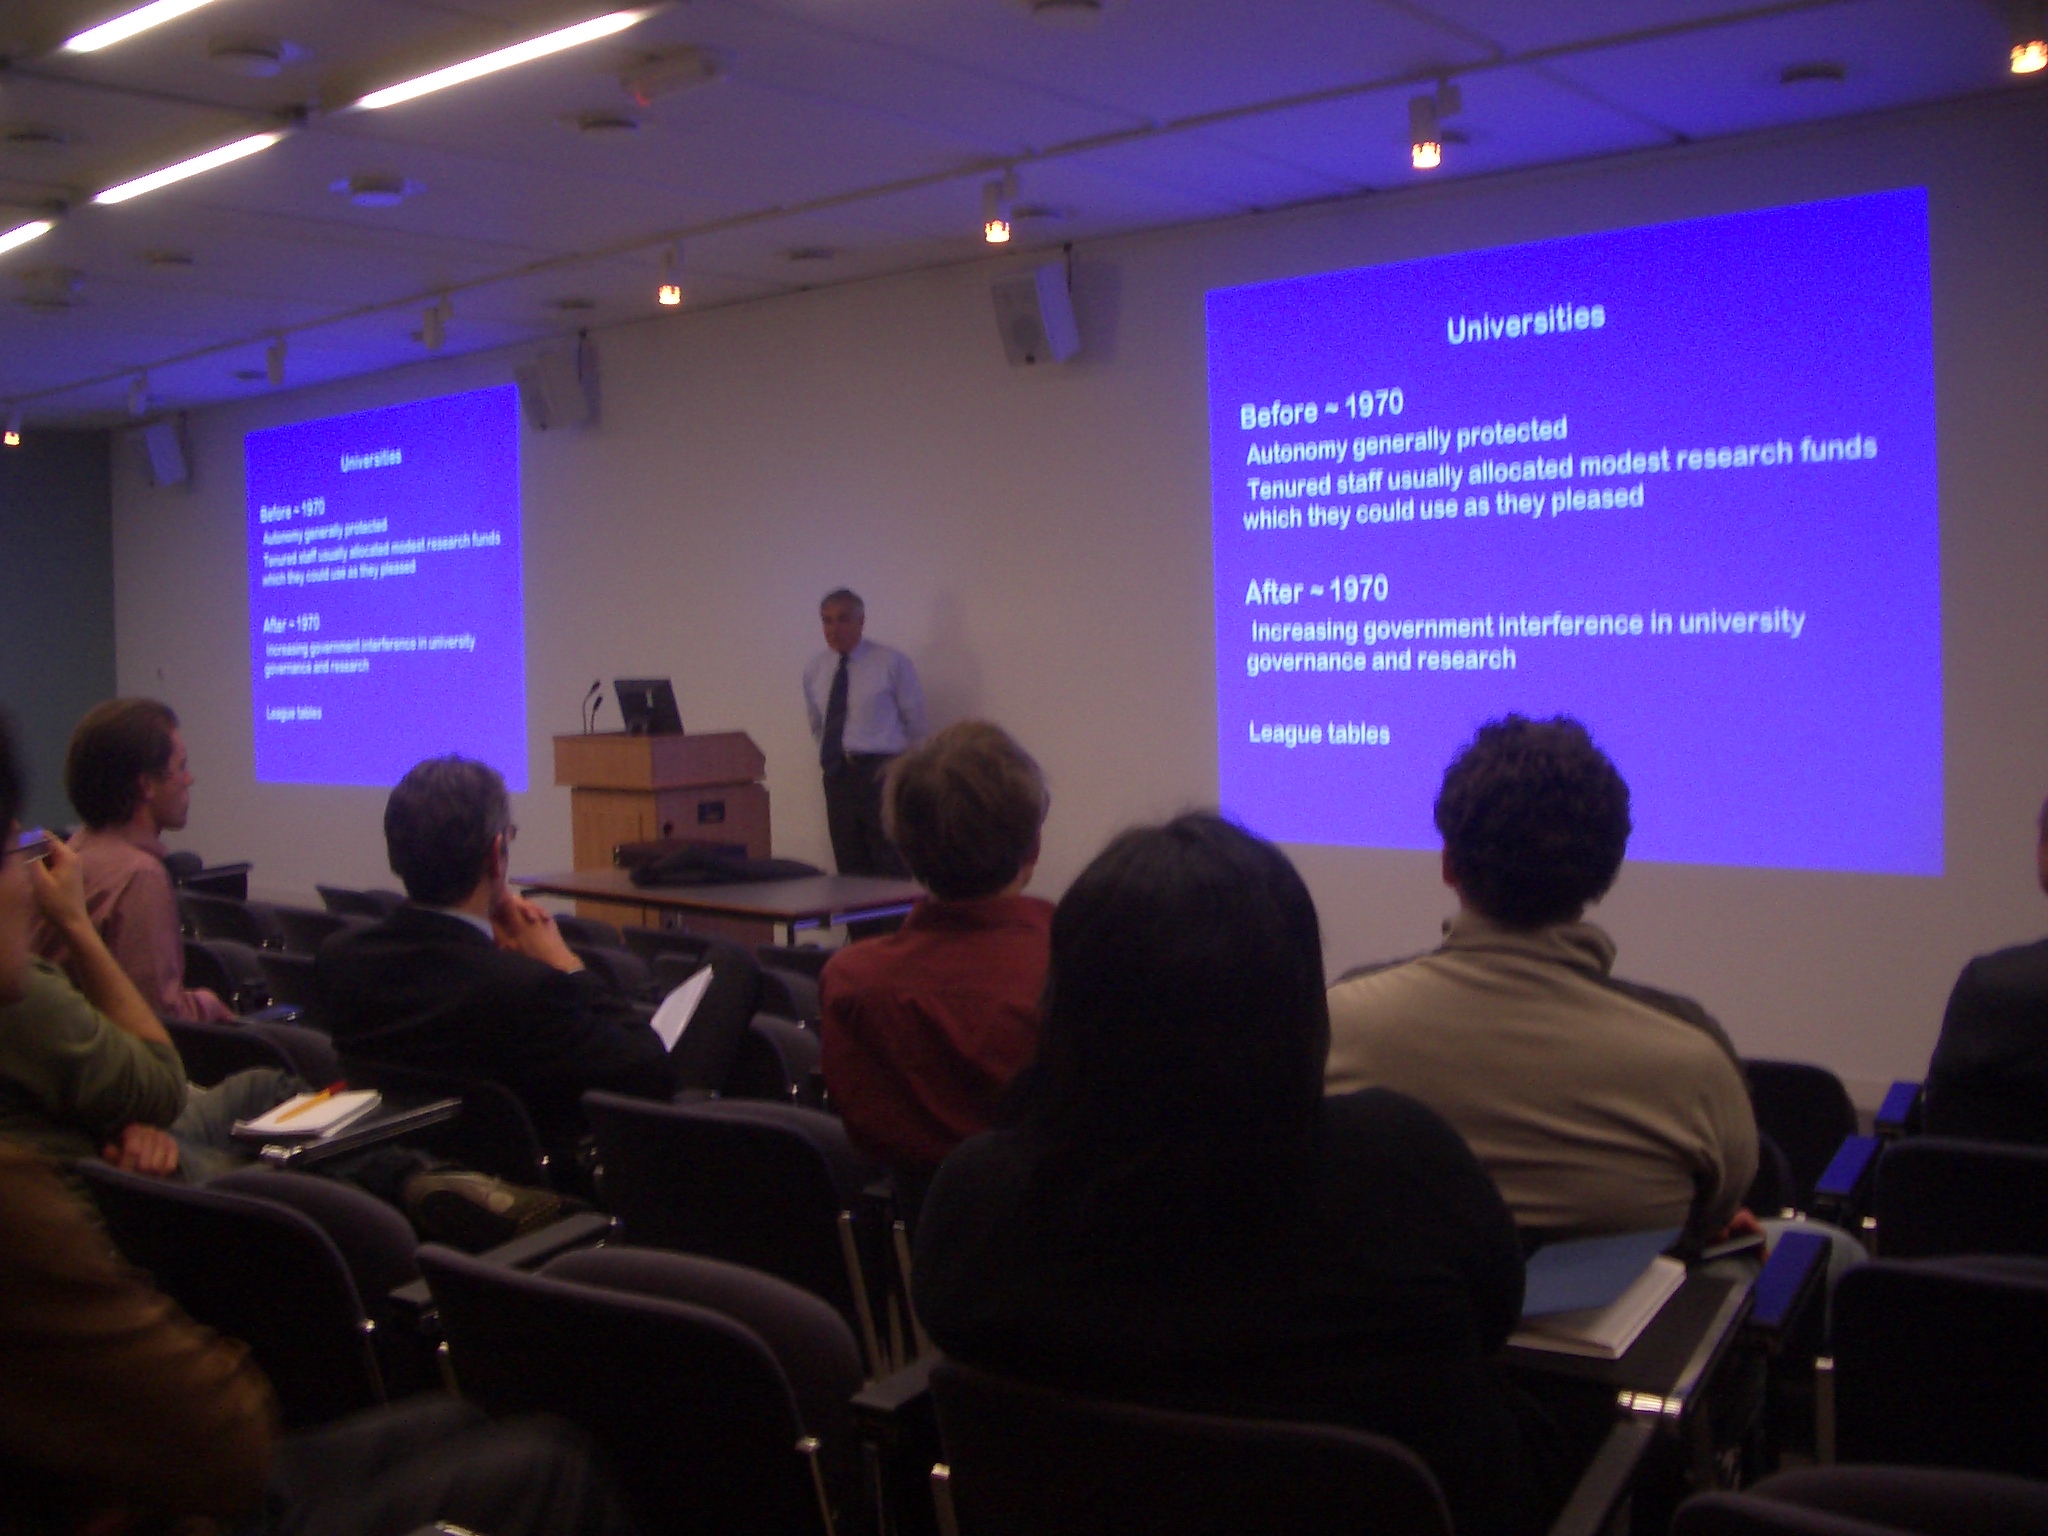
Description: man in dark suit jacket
315,756,675,1163
1926,795,2048,1143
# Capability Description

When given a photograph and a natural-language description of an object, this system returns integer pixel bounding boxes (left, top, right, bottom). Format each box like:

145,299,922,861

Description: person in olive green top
0,766,292,1187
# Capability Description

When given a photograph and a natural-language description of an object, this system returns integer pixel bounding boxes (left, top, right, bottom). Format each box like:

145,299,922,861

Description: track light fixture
0,220,55,259
1409,79,1461,171
657,245,683,306
3,413,21,449
127,375,150,417
983,169,1017,244
353,9,656,111
2015,2,2047,72
422,296,451,350
266,336,287,387
94,131,286,206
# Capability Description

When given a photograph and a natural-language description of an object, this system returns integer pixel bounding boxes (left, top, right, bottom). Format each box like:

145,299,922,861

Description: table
515,866,926,944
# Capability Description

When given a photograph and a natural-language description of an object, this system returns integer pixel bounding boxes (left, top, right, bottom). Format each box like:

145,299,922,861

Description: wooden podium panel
553,731,765,793
552,732,773,942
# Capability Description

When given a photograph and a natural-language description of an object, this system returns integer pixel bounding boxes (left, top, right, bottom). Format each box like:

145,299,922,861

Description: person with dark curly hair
1325,715,1758,1241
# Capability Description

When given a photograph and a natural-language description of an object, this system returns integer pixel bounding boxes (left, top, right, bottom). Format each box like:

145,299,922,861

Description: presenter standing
804,589,926,878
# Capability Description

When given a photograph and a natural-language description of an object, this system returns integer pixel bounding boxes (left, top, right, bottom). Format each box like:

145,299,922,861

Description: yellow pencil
273,1081,348,1123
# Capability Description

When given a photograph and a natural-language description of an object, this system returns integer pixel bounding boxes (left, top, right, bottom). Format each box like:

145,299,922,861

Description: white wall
113,90,2048,1104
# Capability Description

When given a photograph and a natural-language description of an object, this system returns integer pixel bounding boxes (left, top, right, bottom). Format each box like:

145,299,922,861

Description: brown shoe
404,1170,564,1252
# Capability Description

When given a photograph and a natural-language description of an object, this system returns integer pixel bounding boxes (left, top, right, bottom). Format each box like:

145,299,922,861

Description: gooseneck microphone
580,679,601,733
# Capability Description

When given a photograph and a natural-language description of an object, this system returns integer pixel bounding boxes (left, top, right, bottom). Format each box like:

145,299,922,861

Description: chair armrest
387,1210,615,1324
1809,1134,1881,1226
851,1355,936,1442
1874,1080,1923,1138
1546,1417,1655,1536
1743,1229,1830,1346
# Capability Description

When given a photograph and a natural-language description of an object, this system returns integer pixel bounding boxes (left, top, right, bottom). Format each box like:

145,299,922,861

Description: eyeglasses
500,823,519,846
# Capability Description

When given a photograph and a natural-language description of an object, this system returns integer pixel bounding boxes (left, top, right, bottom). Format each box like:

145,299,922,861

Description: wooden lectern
551,731,771,940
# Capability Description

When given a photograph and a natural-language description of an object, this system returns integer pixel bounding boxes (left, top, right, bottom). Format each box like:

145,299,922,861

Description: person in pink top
35,699,234,1022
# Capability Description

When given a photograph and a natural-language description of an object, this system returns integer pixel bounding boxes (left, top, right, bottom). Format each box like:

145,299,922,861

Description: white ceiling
0,0,2033,425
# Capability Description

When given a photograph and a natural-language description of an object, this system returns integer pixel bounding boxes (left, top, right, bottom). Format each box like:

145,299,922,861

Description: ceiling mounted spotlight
657,245,684,306
127,375,150,417
1408,80,1460,171
565,110,641,134
983,169,1018,244
15,266,83,312
3,413,21,448
422,296,451,350
2014,2,2047,72
619,46,723,106
1779,61,1847,85
266,336,287,387
2,126,73,150
205,37,306,77
331,174,422,208
1010,0,1110,27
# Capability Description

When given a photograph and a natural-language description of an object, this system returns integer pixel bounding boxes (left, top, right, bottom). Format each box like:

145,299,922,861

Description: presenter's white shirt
804,639,927,757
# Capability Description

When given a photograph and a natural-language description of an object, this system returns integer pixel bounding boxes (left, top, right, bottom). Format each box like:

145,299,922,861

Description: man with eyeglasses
315,755,675,1172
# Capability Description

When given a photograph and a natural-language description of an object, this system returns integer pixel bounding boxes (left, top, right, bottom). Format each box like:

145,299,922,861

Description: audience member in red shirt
820,721,1051,1199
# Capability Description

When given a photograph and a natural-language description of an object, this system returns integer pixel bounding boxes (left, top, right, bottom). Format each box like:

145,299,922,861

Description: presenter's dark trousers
823,753,910,879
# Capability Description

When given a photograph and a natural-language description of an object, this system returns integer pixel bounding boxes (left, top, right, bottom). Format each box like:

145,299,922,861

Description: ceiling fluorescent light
0,220,55,257
63,0,228,54
93,131,286,205
354,9,655,111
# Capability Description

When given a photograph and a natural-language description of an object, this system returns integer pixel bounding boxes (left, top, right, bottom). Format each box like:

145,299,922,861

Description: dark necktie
820,653,849,771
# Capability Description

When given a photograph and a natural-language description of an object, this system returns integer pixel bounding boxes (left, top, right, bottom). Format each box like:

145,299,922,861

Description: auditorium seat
1822,1256,2048,1476
419,1243,861,1536
1870,1136,2048,1259
81,1162,415,1426
1674,1464,2048,1536
165,1017,298,1086
178,890,284,949
342,1056,560,1191
554,913,624,949
269,903,364,955
582,1092,895,1375
1745,1060,1860,1211
256,949,322,1011
928,1360,1459,1536
315,884,406,918
183,937,271,1014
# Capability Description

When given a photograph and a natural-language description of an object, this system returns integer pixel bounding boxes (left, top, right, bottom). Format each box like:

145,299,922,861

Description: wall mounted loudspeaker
139,416,188,486
991,262,1080,366
513,334,599,429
